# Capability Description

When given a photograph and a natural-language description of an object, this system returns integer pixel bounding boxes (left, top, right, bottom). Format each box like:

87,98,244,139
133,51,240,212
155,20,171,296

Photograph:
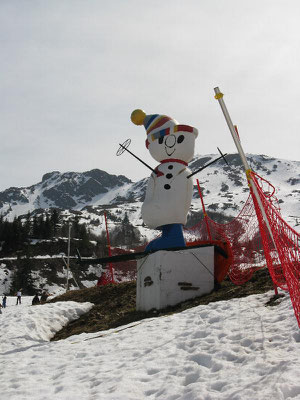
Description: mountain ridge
0,153,299,234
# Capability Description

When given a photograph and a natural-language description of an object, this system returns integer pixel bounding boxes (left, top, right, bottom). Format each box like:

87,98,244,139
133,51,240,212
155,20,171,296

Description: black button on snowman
131,109,198,252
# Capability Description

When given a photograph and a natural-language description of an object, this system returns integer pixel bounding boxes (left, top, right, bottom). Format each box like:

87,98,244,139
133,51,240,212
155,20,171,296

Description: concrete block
136,246,214,311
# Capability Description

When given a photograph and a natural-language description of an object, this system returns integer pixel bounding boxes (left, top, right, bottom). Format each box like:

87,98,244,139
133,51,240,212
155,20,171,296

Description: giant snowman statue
131,109,198,251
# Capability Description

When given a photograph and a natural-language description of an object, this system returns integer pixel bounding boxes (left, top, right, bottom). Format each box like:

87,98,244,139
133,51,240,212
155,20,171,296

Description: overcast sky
1,0,300,191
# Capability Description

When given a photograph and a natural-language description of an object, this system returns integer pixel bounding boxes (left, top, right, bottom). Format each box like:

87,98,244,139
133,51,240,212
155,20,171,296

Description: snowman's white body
142,161,193,229
139,118,198,230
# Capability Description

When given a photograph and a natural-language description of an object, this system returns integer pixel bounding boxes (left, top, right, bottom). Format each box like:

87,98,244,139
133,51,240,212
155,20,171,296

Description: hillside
50,268,277,341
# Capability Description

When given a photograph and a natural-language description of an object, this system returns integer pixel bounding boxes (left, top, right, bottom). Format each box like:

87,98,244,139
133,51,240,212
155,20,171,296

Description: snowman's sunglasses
145,125,195,148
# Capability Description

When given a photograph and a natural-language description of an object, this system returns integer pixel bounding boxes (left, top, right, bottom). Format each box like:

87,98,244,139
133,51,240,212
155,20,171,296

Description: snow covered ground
0,292,299,400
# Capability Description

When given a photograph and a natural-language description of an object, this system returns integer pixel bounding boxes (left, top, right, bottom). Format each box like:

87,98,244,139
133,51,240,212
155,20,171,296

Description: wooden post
196,179,212,242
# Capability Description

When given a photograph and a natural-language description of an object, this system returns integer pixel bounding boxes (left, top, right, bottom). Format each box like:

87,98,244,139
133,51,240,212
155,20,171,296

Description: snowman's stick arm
118,144,158,175
187,153,227,179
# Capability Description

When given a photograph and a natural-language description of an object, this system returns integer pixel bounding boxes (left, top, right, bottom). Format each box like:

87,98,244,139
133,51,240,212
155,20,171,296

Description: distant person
40,291,49,303
16,289,22,305
32,294,40,306
2,295,7,308
0,303,2,314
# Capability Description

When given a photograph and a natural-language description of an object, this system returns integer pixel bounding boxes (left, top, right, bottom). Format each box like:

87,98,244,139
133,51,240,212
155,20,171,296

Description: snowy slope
0,292,299,400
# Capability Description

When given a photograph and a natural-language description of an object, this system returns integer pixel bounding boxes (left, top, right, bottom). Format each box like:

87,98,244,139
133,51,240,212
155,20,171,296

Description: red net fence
249,171,300,326
183,174,300,327
183,192,265,285
97,245,146,285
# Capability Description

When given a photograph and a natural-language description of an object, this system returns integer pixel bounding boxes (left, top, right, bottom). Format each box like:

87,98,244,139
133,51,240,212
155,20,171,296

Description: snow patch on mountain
0,154,299,234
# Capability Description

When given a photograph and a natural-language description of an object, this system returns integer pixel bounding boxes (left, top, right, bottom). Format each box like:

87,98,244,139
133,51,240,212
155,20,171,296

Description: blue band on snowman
131,109,198,252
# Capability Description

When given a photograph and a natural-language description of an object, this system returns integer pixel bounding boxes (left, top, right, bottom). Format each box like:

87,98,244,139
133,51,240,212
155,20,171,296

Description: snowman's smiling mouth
165,147,175,156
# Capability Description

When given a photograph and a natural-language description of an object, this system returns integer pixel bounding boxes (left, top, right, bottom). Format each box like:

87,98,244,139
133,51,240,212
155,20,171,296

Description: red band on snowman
145,125,197,148
160,159,188,166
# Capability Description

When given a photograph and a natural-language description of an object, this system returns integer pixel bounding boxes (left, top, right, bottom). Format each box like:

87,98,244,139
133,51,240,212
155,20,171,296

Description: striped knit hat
131,109,198,148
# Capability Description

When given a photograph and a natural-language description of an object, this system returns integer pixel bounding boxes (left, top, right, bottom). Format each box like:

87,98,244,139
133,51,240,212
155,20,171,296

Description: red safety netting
97,245,146,285
249,171,300,326
184,181,266,285
183,174,300,327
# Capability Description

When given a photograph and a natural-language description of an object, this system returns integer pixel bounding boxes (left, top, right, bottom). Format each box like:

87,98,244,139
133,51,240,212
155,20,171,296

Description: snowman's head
131,109,198,163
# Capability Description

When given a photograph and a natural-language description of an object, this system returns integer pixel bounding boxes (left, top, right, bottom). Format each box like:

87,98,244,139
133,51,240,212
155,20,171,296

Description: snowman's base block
136,246,214,312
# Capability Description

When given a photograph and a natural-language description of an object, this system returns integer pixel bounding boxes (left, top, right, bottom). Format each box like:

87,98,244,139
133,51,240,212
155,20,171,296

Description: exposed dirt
50,268,277,341
265,293,285,307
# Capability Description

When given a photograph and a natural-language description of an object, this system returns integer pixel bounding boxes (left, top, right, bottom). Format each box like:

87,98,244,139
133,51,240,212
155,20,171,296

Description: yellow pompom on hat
131,109,146,126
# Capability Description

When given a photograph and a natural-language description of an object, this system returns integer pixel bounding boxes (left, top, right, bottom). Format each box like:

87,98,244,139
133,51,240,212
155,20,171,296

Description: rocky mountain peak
0,154,299,234
42,171,60,182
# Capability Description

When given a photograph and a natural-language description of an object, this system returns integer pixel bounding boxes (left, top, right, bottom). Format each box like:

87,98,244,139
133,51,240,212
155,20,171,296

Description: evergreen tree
0,216,30,252
10,254,35,295
50,209,60,236
24,212,32,239
60,222,70,238
110,213,141,247
123,212,130,225
32,215,40,238
72,216,80,238
43,214,53,239
79,223,89,245
12,217,23,247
